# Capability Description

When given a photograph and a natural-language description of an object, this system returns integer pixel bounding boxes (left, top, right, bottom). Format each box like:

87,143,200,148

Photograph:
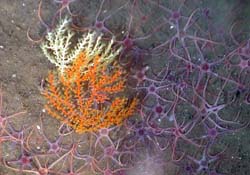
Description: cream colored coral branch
41,17,122,75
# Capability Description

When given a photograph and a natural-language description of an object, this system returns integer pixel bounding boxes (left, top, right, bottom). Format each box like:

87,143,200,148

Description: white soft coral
41,17,122,75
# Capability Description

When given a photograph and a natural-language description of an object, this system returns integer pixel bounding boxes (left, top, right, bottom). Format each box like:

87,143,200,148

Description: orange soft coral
43,49,138,133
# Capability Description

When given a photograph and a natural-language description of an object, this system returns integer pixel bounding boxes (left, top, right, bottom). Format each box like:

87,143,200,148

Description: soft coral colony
40,18,138,133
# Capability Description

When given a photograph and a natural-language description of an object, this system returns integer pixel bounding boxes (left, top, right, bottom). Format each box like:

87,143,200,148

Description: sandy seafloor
0,0,250,175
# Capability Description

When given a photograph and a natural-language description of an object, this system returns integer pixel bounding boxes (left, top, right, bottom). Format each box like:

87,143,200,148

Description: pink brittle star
163,90,202,161
92,126,120,149
190,75,248,130
54,0,78,18
186,143,226,174
31,115,70,156
72,0,128,36
3,140,36,174
97,135,134,167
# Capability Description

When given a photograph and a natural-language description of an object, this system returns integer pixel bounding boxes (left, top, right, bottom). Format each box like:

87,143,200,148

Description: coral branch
42,18,138,133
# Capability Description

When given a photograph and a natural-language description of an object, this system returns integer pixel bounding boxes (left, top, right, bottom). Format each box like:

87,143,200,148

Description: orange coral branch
43,49,137,133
